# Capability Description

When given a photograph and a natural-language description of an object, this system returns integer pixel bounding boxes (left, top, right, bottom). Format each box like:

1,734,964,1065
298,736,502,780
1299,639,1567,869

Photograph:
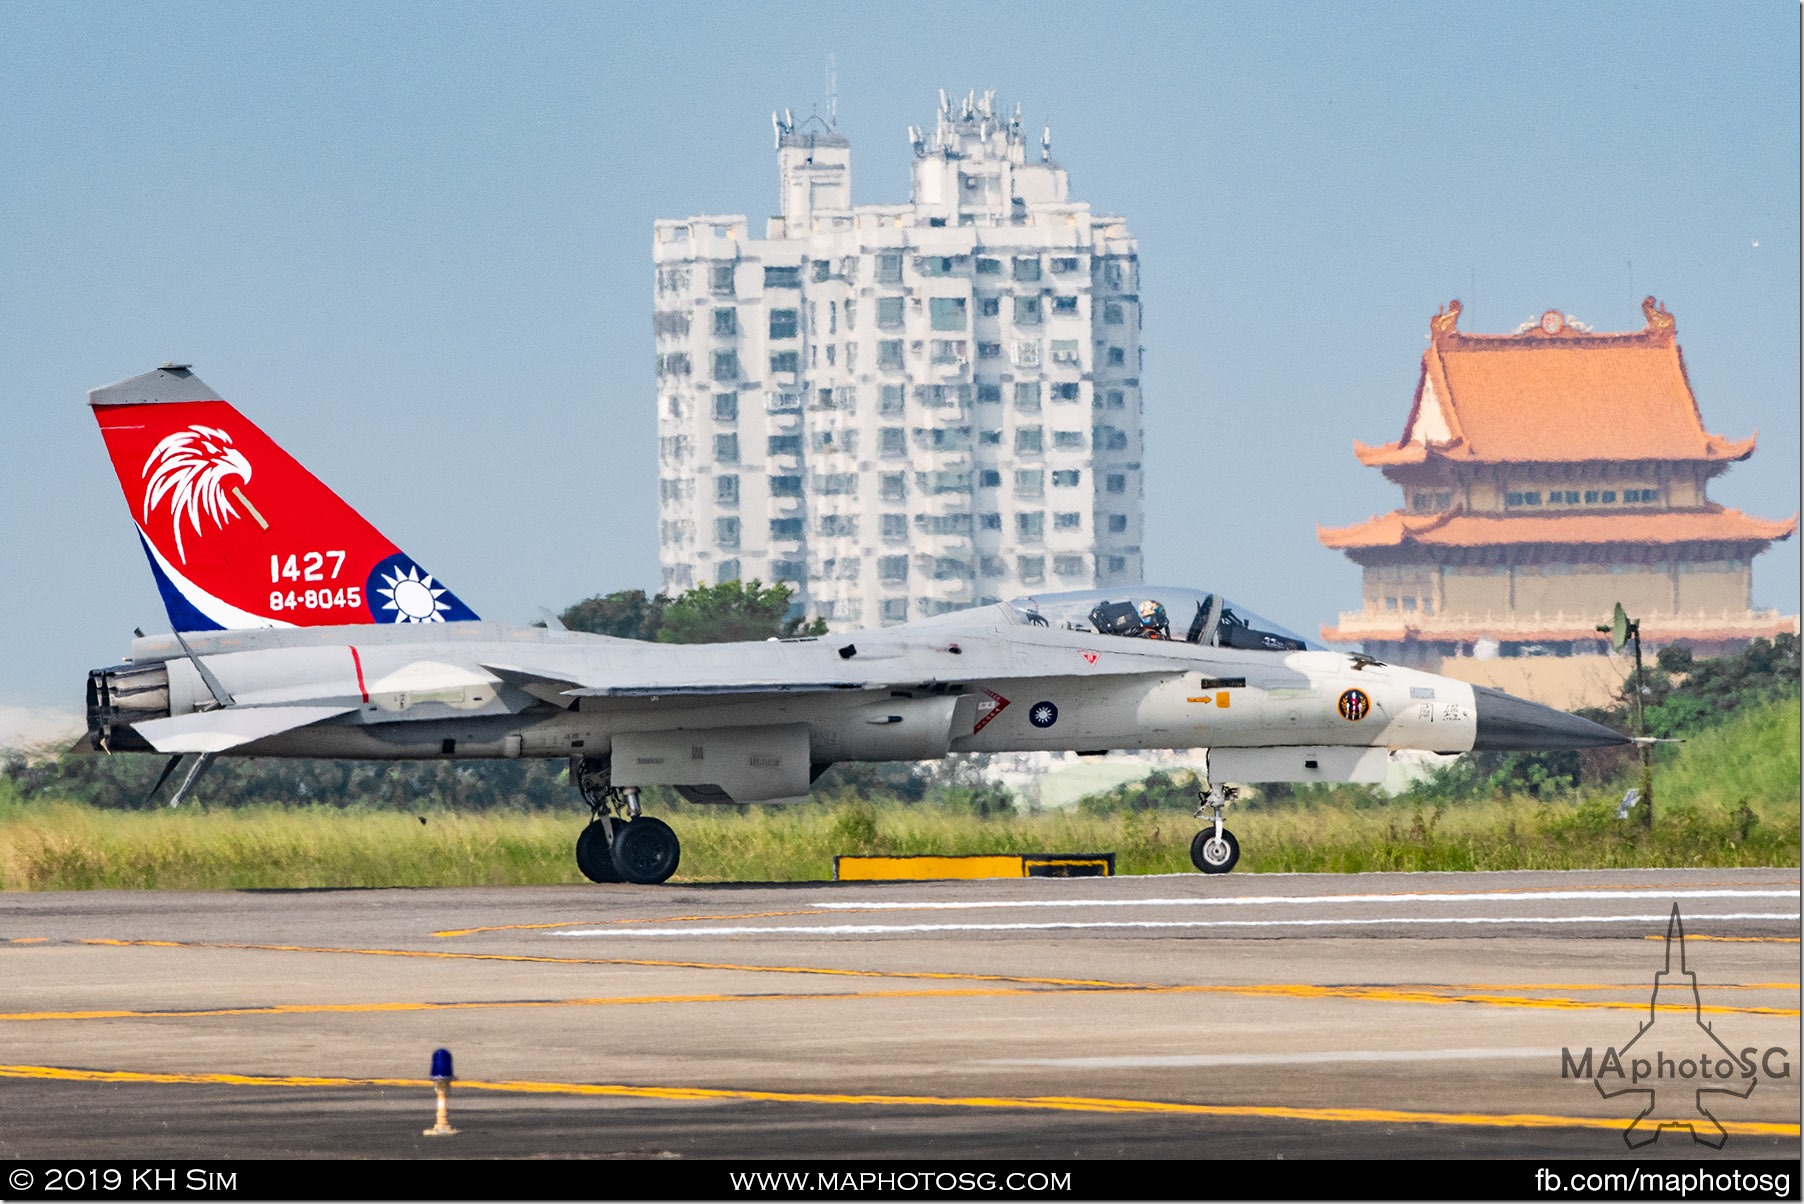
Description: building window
1018,555,1045,583
1107,513,1127,533
878,340,905,369
1106,555,1126,573
1014,382,1042,412
709,264,735,295
1106,389,1125,409
929,297,968,331
1106,473,1127,494
1106,346,1126,366
716,558,740,584
880,427,906,457
979,429,1002,446
1051,295,1078,316
1053,429,1084,450
978,469,1002,487
713,433,739,463
878,555,909,583
814,472,858,495
979,297,1000,317
1050,256,1080,274
881,598,908,621
1103,302,1124,325
879,472,907,502
1053,554,1086,576
918,256,955,277
930,338,967,363
1014,341,1041,368
876,252,903,284
1015,468,1044,497
771,517,804,541
770,350,799,374
1505,491,1543,507
656,353,691,377
768,309,798,339
710,350,739,380
711,308,737,337
770,475,803,497
1054,512,1082,531
772,560,805,583
978,512,1002,532
881,513,907,541
1052,469,1081,487
1012,256,1041,282
1625,488,1661,503
1014,296,1042,325
768,434,802,456
764,265,801,288
1015,426,1044,454
1052,382,1081,401
715,475,739,505
879,384,905,414
712,392,738,422
976,257,1002,275
876,296,904,329
1049,338,1080,365
977,341,1002,359
976,383,1002,403
714,516,740,548
819,514,857,537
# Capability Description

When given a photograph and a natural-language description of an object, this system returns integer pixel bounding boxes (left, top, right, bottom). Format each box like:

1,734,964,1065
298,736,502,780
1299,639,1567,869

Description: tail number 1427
270,551,347,583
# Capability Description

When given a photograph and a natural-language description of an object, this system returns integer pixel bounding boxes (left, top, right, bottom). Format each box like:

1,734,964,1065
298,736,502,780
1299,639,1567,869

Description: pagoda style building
1320,297,1796,689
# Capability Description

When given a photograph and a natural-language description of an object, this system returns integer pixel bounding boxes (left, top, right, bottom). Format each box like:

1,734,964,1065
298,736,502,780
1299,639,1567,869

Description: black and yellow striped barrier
834,853,1115,881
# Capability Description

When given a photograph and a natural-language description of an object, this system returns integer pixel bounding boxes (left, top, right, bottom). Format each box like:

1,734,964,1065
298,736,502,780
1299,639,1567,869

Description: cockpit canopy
1005,587,1314,652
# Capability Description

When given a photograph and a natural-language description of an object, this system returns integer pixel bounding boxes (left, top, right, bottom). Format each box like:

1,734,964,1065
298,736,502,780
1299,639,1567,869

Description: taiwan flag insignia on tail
90,364,478,633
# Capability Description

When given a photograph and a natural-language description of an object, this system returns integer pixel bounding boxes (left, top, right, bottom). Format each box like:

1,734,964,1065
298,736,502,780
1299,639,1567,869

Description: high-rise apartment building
653,89,1144,625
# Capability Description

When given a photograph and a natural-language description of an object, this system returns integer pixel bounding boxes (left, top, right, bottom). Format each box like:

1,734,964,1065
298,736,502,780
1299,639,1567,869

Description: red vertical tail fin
90,365,478,632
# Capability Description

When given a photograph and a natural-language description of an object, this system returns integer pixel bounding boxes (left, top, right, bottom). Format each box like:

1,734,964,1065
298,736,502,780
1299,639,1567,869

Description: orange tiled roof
1317,506,1798,550
1320,615,1800,644
1354,298,1758,467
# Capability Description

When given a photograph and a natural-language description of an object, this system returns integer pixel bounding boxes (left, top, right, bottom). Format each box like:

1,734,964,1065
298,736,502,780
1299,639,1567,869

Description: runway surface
1,867,1798,1160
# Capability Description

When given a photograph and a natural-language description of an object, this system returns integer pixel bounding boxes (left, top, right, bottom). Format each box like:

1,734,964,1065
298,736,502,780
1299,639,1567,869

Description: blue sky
2,2,1797,713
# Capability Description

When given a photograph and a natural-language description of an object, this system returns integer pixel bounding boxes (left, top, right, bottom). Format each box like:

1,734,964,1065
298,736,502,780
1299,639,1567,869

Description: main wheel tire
1190,827,1241,875
610,815,681,885
575,821,622,883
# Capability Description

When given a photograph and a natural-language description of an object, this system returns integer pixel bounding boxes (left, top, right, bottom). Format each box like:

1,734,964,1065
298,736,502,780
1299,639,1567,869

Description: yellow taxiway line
42,940,1797,1020
0,1063,1794,1138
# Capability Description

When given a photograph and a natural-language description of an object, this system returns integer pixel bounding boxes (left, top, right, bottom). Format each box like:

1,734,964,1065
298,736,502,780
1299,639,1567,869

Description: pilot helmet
1138,600,1167,627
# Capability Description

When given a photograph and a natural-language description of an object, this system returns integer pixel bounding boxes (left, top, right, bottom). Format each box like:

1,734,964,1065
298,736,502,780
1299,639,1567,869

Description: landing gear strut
1190,783,1241,875
571,756,682,885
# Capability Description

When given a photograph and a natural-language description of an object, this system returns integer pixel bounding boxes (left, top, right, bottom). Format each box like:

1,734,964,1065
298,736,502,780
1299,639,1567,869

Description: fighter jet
82,365,1629,883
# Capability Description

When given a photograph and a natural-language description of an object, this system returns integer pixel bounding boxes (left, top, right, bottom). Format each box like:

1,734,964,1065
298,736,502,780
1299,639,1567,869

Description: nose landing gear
1190,783,1241,874
571,756,682,885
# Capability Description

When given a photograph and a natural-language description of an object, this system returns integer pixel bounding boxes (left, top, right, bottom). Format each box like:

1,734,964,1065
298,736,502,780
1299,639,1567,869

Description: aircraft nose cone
1470,685,1631,751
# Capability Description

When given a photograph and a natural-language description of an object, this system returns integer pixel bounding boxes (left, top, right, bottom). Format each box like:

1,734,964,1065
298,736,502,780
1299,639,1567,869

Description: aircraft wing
483,630,1215,710
127,705,357,754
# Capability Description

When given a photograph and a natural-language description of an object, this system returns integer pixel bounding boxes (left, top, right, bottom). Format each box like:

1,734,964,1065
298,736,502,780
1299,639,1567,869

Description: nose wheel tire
575,821,622,883
611,815,682,885
1191,827,1240,874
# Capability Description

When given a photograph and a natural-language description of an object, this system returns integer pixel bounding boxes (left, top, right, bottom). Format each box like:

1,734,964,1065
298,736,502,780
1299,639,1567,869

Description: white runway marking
817,888,1799,911
986,1047,1564,1070
553,912,1799,938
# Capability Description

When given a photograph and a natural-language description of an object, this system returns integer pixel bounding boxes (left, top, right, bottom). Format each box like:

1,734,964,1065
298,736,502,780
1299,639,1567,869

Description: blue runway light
430,1048,454,1080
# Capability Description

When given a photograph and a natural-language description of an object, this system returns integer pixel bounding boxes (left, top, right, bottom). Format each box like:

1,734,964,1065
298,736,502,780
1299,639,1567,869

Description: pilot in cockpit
1137,600,1170,639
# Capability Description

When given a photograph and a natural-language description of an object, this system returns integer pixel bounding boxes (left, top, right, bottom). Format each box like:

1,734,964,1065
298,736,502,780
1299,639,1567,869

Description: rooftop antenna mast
826,53,837,128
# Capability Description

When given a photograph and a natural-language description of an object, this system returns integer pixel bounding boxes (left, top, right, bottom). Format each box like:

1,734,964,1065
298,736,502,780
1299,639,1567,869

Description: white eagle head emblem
141,425,255,563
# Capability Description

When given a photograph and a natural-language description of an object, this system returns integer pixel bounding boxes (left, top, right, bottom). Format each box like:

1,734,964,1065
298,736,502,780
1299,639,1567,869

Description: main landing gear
1190,783,1241,875
572,756,681,885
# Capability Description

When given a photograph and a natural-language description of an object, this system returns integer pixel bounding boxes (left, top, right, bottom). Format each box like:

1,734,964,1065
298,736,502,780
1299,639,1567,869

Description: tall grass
2,698,1795,890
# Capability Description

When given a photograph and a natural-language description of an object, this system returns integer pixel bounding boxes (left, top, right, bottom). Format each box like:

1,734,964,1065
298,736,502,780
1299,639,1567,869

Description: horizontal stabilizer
128,705,355,754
